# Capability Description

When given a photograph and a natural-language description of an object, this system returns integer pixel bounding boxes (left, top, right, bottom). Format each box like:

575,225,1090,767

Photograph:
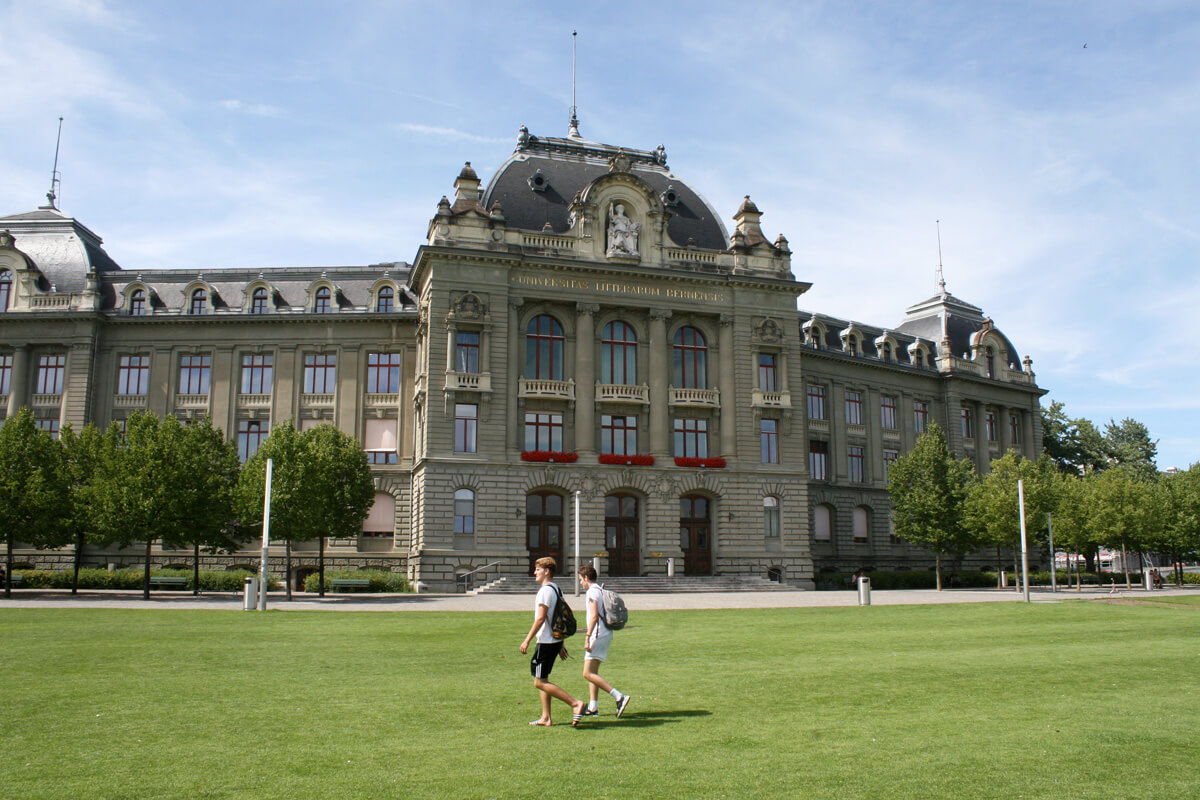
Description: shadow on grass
576,709,711,729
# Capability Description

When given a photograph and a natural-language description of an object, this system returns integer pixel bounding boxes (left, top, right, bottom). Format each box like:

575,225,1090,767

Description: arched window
882,343,893,361
314,286,332,313
853,506,870,542
526,314,564,380
813,504,833,542
847,335,859,356
454,488,475,535
129,289,146,316
376,286,394,313
601,321,637,384
763,496,780,539
985,346,995,378
672,326,707,388
251,287,269,314
913,348,925,367
189,288,207,315
0,269,11,312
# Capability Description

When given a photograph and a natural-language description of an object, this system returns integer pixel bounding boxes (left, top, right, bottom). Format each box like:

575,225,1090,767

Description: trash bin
857,576,871,606
243,576,259,611
1144,570,1154,591
667,557,675,578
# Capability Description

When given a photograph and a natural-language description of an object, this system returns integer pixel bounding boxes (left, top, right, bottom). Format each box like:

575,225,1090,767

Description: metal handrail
455,560,503,593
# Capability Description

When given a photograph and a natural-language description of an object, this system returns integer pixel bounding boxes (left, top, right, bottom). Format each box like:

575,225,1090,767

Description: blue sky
2,1,1198,469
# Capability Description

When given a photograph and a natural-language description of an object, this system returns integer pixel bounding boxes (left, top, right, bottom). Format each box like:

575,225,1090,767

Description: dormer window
377,286,394,313
847,336,859,356
314,286,332,314
251,287,269,314
882,343,892,361
0,269,12,312
190,289,207,315
986,347,995,378
129,289,146,316
914,349,925,367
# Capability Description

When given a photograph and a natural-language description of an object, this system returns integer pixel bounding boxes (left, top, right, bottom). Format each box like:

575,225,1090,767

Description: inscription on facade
512,272,726,303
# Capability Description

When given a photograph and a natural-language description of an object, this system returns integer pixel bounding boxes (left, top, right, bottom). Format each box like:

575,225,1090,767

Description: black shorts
530,642,562,679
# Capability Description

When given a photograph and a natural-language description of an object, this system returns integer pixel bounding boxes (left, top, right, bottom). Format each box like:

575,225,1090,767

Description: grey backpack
598,584,628,630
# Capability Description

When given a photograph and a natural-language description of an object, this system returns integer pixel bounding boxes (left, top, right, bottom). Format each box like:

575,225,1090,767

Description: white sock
588,700,598,711
610,688,623,701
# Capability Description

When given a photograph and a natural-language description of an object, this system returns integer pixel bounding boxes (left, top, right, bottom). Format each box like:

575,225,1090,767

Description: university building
0,123,1045,590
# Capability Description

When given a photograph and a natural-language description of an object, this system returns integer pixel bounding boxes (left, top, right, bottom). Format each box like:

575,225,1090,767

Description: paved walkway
2,584,1194,611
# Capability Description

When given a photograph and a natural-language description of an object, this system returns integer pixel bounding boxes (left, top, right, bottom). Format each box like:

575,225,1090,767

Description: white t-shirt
534,582,560,644
586,584,610,639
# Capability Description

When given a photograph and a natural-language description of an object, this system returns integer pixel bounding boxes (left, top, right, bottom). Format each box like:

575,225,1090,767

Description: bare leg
583,658,614,704
533,677,584,721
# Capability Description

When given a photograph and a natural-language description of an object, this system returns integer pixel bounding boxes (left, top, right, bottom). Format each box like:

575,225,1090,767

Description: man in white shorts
577,564,630,718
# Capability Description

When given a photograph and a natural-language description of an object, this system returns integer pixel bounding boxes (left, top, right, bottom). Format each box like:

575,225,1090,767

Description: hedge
9,568,281,591
303,569,410,593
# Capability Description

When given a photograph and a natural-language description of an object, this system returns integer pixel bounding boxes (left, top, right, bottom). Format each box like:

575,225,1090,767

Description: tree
886,422,975,590
172,416,241,594
963,452,1058,587
1102,418,1159,481
0,409,70,597
92,412,239,599
1046,472,1097,590
1159,465,1200,585
1088,467,1164,589
1041,400,1105,475
59,421,118,594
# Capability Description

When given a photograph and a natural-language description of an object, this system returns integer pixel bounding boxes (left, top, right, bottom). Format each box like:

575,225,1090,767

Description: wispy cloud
392,123,509,144
220,100,284,118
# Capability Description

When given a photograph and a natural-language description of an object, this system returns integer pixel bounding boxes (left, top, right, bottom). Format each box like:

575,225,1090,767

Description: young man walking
519,557,587,727
578,564,631,718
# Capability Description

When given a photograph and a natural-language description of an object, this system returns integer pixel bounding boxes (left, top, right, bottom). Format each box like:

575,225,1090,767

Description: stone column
718,314,736,458
973,400,988,474
272,346,298,424
6,344,30,416
997,403,1011,453
575,304,598,455
211,346,235,435
1022,409,1035,459
648,308,671,457
508,297,524,452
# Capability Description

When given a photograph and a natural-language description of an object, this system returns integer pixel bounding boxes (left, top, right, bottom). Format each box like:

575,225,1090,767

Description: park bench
330,578,371,593
3,575,23,587
149,576,188,590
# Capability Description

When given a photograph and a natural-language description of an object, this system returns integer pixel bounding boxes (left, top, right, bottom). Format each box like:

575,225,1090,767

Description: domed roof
481,128,729,250
0,204,121,292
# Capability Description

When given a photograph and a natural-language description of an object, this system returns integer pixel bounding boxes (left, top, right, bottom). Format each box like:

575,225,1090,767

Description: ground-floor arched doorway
680,494,712,575
605,493,639,576
526,491,564,575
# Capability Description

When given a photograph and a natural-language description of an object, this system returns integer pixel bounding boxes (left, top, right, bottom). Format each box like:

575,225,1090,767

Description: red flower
673,456,726,468
521,450,579,463
598,454,655,466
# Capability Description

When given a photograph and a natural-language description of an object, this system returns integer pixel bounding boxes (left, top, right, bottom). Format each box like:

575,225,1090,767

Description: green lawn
1,602,1197,800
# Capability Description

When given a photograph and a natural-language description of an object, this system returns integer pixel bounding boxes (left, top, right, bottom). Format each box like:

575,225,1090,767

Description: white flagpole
258,458,273,611
1018,479,1030,603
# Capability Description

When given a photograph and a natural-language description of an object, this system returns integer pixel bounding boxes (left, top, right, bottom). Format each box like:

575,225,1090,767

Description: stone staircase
469,574,796,595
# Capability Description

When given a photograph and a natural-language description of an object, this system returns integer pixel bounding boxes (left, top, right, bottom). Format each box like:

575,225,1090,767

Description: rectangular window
760,418,779,464
673,418,709,458
303,354,337,394
806,384,826,420
1010,413,1021,445
36,355,66,395
177,355,211,395
35,418,60,439
366,352,402,394
808,440,828,480
524,412,563,452
914,400,929,434
454,403,477,453
758,353,778,392
845,391,863,425
961,408,974,439
455,332,480,374
364,418,399,464
763,497,780,539
848,445,866,483
986,410,998,442
883,449,899,480
454,492,475,535
237,419,268,463
881,395,898,430
239,354,273,395
0,354,11,395
600,414,637,455
117,356,150,396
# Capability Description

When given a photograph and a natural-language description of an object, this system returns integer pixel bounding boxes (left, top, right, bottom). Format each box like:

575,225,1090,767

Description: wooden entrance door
526,491,564,575
679,494,712,575
604,493,640,577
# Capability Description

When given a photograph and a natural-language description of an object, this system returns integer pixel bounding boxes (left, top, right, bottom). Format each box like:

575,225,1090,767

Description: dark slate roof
895,290,1023,366
799,309,936,366
481,130,729,250
0,205,121,292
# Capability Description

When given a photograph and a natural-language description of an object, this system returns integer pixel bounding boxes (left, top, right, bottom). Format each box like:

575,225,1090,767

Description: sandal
529,719,551,727
571,704,585,727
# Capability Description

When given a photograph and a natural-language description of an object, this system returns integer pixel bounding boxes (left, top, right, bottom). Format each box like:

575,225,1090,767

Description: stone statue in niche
606,202,640,257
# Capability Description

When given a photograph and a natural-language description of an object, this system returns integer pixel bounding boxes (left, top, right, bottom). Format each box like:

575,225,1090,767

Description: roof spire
567,30,582,139
935,219,947,297
43,116,64,210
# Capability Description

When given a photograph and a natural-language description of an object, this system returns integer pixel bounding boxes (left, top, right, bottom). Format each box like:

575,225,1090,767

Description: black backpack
550,584,577,640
